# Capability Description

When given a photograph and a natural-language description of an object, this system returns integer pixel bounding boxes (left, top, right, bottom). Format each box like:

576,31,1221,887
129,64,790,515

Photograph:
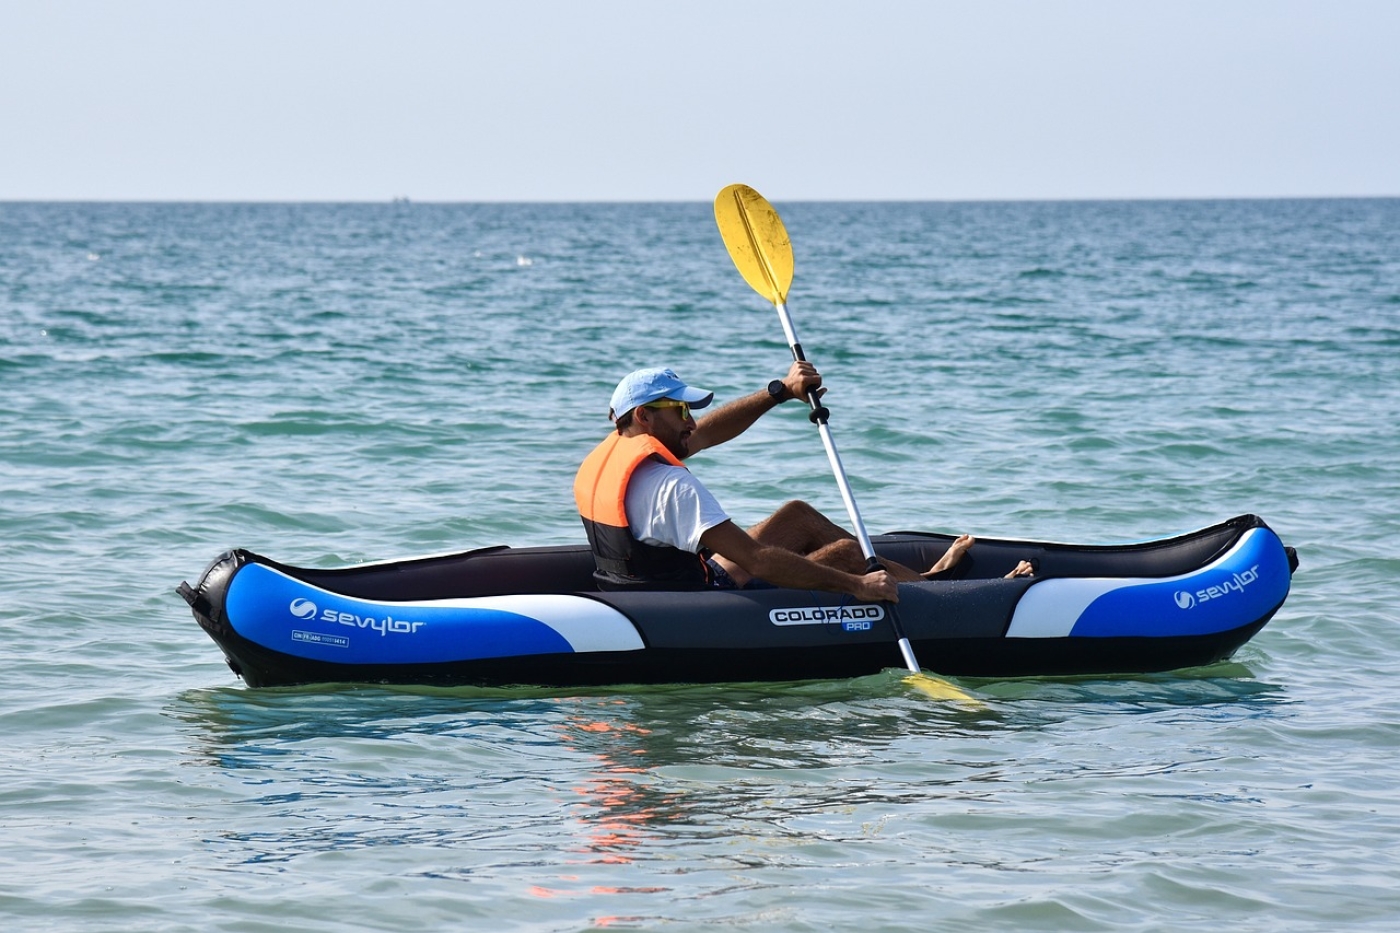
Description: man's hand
782,360,825,403
854,569,899,603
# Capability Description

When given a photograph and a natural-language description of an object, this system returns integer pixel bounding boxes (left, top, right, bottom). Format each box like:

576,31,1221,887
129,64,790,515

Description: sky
2,0,1397,202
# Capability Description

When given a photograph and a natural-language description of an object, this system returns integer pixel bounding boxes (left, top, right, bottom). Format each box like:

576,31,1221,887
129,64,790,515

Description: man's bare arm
689,361,823,454
700,520,897,602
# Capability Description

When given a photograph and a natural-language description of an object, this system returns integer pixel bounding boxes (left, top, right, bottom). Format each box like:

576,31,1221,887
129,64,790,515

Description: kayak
178,513,1296,689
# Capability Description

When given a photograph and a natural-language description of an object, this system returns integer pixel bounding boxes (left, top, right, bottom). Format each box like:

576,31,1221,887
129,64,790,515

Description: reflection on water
172,664,1289,772
168,664,1290,873
554,698,677,868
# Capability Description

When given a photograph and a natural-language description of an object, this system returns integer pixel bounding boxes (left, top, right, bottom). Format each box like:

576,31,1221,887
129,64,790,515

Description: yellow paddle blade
713,184,794,306
904,673,983,705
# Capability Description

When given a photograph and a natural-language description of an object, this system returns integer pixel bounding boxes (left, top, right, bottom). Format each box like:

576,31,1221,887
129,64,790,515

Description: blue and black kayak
178,513,1296,689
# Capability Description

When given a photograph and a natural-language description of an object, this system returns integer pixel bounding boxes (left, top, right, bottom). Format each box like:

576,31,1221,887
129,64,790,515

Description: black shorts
706,558,774,590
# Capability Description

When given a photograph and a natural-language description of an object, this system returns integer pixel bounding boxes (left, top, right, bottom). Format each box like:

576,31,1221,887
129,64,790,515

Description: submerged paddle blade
904,673,982,705
714,184,794,306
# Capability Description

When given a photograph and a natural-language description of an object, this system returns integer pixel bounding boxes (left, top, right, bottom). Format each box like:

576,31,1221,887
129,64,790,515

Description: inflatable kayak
178,514,1296,689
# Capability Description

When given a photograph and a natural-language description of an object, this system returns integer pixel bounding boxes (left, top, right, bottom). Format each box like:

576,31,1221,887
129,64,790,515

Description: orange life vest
573,433,712,590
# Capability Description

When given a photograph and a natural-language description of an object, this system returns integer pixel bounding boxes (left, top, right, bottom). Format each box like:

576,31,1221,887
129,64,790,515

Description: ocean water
2,198,1397,931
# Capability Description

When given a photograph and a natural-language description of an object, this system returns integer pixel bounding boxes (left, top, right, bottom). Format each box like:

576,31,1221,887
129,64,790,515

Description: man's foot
922,536,1037,580
1004,560,1035,579
923,534,974,578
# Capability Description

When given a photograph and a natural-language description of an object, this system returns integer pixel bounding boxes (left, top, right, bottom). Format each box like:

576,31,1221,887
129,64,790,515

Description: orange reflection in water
559,701,671,866
527,700,681,921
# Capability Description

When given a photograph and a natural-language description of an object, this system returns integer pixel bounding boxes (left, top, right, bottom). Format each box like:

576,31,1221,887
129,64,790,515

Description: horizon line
3,193,1398,206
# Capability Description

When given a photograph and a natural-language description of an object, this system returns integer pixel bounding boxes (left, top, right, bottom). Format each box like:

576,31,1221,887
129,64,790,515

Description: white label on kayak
1174,564,1261,609
769,605,886,626
292,629,350,648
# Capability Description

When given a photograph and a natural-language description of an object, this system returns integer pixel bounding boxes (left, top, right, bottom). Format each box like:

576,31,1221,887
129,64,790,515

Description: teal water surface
2,199,1398,931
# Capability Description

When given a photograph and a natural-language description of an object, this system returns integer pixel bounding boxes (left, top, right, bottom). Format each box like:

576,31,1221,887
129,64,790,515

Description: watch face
769,380,785,398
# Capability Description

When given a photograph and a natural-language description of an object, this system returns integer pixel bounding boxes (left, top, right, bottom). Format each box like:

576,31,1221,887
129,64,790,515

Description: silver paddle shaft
774,300,875,557
774,300,921,674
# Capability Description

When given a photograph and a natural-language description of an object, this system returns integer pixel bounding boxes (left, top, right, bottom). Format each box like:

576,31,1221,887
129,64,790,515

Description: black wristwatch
767,379,789,402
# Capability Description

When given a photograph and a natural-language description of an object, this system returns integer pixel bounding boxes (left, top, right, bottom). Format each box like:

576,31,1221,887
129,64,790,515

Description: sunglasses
643,399,692,420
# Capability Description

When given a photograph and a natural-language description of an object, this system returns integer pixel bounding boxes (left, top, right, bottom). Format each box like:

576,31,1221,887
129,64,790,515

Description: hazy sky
3,0,1397,201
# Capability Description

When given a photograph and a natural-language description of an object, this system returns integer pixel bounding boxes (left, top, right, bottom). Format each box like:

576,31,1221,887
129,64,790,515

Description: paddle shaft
773,300,923,675
714,183,926,677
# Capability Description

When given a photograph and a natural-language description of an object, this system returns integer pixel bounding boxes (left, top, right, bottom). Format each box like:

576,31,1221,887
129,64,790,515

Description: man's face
639,400,695,459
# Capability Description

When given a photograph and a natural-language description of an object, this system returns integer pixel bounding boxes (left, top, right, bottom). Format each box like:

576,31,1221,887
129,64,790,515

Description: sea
2,198,1397,932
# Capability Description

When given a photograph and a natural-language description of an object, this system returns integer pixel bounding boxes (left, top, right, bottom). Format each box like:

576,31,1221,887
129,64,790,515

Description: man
575,364,1022,602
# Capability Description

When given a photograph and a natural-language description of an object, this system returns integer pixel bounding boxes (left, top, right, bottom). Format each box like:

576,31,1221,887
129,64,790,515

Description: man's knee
771,500,820,523
752,499,846,551
825,537,863,559
811,537,865,571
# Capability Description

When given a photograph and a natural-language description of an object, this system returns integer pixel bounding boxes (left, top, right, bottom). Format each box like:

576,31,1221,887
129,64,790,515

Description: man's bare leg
743,500,857,555
713,500,997,586
710,500,859,587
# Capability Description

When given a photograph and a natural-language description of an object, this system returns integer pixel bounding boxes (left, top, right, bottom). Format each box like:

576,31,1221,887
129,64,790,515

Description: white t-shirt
624,459,731,554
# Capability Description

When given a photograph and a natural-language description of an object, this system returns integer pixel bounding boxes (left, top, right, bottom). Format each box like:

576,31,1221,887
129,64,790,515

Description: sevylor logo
1174,564,1262,610
769,605,886,626
287,598,427,635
